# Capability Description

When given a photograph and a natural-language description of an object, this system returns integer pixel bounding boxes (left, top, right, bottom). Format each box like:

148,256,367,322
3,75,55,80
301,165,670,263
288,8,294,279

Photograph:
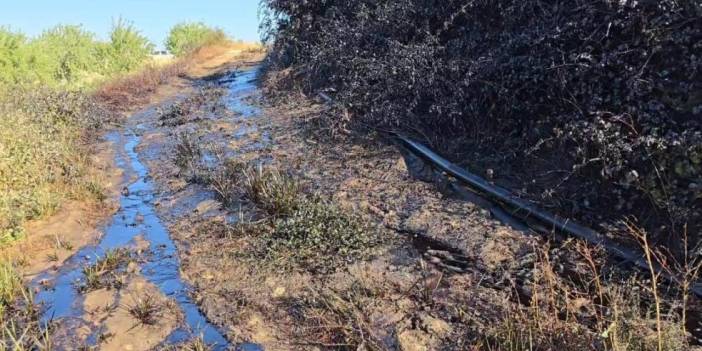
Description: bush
30,25,100,87
265,200,375,273
166,22,228,56
0,28,31,85
262,0,702,251
0,22,154,89
0,88,110,242
99,19,154,75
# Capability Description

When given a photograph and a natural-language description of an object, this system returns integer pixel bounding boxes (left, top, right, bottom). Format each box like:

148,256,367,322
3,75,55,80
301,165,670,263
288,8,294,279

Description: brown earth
132,64,567,349
11,44,701,350
134,54,702,349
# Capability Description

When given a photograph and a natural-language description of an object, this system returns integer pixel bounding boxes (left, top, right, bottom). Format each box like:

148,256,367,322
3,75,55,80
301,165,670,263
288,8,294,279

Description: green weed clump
0,259,52,349
165,22,228,56
79,248,133,293
266,200,375,273
0,261,23,312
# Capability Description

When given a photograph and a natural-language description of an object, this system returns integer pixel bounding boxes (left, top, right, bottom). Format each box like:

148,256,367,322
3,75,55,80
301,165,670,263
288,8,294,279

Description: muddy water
33,68,265,350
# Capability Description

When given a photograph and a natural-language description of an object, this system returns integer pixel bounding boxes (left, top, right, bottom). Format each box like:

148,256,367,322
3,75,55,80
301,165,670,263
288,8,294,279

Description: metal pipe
395,134,702,297
315,92,702,297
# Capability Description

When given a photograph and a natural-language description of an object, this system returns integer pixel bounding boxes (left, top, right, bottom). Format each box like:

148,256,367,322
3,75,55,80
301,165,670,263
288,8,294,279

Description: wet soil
19,47,701,349
131,64,547,350
17,49,265,350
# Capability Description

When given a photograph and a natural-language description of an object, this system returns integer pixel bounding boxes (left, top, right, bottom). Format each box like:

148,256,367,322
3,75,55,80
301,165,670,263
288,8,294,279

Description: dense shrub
98,19,155,75
0,21,153,89
262,0,702,250
165,22,228,56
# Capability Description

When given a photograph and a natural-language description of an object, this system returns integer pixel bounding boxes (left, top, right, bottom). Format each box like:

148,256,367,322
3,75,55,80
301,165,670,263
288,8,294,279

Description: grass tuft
78,248,132,293
242,164,302,217
126,294,162,326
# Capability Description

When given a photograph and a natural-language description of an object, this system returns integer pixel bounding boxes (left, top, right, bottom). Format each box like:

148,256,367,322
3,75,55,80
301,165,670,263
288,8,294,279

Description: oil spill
32,67,267,350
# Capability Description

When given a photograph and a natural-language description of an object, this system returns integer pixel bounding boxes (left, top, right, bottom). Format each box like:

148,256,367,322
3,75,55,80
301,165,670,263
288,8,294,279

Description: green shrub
0,22,154,89
265,200,375,273
165,22,227,56
99,19,154,75
30,25,99,87
0,27,31,85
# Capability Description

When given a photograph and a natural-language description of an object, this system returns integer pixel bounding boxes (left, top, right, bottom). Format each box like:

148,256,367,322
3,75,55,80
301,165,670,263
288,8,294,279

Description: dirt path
22,46,702,350
19,48,264,350
127,59,542,350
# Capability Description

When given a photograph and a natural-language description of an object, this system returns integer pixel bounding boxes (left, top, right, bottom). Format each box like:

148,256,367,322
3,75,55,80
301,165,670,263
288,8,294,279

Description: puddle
220,68,260,117
33,67,266,350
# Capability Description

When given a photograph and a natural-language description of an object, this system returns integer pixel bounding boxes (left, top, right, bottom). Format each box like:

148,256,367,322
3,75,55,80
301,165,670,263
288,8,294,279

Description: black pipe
395,135,702,298
315,92,702,297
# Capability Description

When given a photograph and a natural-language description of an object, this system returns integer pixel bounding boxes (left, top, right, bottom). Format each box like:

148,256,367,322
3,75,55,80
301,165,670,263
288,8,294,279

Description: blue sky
0,0,262,49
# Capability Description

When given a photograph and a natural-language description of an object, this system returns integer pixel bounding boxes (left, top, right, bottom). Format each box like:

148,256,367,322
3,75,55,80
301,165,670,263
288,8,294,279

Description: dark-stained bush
262,0,702,251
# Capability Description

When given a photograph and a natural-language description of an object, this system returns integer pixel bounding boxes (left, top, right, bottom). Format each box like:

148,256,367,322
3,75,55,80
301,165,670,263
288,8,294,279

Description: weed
0,261,23,311
156,335,212,350
78,248,132,293
125,294,162,326
54,234,74,251
0,259,53,349
485,239,693,351
205,157,246,207
46,253,59,263
264,200,376,273
242,164,302,217
288,281,384,350
173,132,203,181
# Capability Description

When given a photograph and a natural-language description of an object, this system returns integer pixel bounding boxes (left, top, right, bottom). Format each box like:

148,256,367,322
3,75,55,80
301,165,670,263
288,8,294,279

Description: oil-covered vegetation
260,1,702,349
261,0,702,253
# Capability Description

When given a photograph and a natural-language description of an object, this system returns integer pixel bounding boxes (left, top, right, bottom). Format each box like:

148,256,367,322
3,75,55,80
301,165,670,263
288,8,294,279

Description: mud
127,60,539,350
19,48,266,350
19,44,701,350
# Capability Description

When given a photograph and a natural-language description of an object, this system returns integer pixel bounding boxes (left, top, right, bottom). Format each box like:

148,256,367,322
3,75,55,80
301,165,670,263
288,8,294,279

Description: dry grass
484,233,698,351
95,61,187,114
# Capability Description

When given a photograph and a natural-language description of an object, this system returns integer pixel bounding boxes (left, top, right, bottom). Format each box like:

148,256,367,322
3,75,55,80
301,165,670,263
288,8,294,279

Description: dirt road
21,47,702,350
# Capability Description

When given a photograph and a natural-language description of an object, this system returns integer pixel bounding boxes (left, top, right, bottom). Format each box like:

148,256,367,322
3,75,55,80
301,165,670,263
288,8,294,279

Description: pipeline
395,135,702,298
315,92,702,298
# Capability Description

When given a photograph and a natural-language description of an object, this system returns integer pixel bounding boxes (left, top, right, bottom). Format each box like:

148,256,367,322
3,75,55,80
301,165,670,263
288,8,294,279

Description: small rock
397,329,430,351
272,287,286,298
420,315,452,336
